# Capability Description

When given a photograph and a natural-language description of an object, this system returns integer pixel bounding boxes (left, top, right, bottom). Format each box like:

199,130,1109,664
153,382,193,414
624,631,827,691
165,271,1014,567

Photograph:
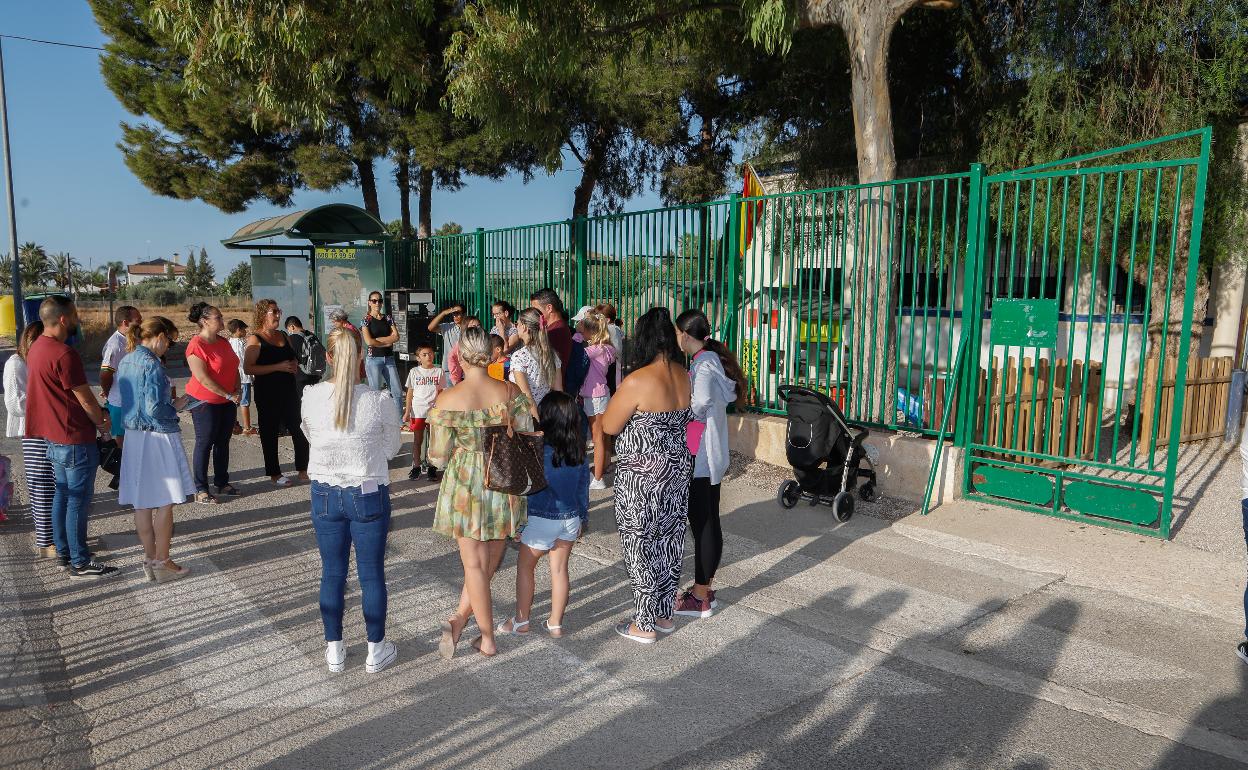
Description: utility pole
0,39,23,335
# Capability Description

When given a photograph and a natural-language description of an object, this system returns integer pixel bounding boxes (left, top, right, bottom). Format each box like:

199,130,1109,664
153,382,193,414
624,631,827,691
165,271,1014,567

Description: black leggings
256,387,309,477
688,477,723,585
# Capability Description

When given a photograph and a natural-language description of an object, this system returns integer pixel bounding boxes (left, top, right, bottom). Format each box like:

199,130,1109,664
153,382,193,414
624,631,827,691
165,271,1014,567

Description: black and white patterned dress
613,408,693,632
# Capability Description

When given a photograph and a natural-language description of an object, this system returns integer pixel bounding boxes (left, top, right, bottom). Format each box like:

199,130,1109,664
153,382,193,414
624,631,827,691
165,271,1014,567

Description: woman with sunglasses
361,292,403,421
243,298,310,487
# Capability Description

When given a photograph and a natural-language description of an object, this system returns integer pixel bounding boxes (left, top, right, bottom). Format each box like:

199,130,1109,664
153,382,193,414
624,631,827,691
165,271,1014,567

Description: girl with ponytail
300,326,403,674
672,309,749,619
510,307,562,418
116,316,196,583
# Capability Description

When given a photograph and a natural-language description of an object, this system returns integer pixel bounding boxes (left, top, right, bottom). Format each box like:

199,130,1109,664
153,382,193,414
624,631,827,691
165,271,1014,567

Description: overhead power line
0,34,105,52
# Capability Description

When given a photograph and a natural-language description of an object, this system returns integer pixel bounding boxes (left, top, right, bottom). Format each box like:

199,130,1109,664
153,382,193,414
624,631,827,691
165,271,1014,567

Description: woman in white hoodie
672,309,749,619
5,322,55,554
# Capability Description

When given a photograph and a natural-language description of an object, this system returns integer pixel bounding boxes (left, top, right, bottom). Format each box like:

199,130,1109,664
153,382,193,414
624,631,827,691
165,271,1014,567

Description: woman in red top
185,302,242,503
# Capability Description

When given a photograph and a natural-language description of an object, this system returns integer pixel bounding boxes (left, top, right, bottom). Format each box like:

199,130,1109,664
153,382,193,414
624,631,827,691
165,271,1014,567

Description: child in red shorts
402,344,443,481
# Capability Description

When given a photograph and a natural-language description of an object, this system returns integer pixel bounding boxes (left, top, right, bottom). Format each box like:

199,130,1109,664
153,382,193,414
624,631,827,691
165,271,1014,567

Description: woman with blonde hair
301,326,402,673
427,325,535,658
116,316,196,582
509,307,561,418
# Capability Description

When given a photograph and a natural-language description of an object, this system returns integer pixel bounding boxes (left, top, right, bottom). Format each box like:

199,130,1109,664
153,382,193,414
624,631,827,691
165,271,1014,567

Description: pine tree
184,252,199,293
198,248,217,292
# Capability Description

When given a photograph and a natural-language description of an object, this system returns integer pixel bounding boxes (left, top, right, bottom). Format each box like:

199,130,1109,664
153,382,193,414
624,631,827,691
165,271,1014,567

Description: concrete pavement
1,381,1246,769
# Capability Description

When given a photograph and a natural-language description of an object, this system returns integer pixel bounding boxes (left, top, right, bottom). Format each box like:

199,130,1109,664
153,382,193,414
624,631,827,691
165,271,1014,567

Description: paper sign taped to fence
991,298,1058,348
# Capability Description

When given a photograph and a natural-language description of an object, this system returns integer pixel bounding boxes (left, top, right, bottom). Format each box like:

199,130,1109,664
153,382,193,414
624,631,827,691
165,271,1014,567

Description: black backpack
564,338,591,395
295,331,327,378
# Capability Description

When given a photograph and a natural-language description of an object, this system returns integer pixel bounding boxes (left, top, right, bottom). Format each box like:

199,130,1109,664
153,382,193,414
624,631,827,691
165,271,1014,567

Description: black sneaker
69,560,120,580
426,466,439,482
57,555,71,571
1237,641,1248,666
407,466,421,480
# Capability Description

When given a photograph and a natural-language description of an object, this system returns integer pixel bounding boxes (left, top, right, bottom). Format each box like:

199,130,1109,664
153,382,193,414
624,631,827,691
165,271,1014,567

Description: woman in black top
361,290,403,420
243,298,310,486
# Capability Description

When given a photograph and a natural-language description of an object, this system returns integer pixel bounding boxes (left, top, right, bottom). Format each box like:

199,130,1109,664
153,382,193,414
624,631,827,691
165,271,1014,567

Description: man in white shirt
99,305,141,448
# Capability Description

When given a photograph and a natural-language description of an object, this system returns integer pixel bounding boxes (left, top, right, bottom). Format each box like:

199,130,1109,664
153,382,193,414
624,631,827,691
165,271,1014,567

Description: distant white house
127,257,187,285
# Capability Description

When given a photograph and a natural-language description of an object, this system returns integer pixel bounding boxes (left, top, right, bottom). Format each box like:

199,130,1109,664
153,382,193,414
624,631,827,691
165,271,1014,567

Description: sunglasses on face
369,298,382,304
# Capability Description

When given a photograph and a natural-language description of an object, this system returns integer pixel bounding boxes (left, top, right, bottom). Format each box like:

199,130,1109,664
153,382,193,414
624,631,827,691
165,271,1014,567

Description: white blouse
300,382,402,488
3,354,26,438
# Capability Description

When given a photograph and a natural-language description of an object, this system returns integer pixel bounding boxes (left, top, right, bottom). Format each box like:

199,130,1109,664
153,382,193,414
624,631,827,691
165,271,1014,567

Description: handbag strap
501,381,518,437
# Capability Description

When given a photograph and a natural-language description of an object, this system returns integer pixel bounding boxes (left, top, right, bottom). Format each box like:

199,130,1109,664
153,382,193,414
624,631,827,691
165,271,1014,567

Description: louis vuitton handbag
482,386,547,496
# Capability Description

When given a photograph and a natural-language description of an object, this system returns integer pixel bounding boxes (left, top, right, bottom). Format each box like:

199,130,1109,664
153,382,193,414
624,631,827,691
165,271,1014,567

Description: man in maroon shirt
530,287,572,391
25,296,117,578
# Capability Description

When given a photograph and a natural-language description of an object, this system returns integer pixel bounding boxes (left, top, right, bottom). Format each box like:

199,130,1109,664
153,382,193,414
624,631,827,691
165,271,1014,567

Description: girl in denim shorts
498,391,589,638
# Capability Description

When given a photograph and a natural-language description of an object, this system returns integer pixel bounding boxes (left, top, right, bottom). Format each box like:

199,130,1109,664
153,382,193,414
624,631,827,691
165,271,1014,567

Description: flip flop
614,621,656,645
438,618,463,660
470,636,497,657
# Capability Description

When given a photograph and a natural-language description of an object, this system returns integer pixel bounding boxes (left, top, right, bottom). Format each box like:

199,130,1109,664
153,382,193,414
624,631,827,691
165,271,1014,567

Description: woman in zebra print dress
603,308,692,643
5,323,55,553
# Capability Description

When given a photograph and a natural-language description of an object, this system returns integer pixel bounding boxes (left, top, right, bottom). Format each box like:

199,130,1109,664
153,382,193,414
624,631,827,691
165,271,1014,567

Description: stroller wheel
858,483,878,503
832,491,855,522
777,480,801,509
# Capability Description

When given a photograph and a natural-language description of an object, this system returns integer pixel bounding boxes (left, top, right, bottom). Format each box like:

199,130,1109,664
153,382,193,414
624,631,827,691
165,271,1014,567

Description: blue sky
0,1,670,274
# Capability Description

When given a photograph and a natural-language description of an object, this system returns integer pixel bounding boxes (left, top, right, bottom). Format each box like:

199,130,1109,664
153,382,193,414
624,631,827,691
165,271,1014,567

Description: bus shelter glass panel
314,246,385,335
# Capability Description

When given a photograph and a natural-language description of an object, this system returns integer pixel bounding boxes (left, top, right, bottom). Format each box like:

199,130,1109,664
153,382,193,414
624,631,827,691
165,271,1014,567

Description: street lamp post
0,38,24,335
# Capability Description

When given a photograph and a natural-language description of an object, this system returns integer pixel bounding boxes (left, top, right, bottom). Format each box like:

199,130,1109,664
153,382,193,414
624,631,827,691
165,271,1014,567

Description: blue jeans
191,401,236,493
310,481,391,643
1242,500,1248,639
46,441,99,567
364,355,403,420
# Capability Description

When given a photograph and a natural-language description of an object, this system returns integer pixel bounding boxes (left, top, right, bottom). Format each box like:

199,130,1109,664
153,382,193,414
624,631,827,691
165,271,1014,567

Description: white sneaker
326,641,346,673
366,639,397,673
273,476,293,487
589,477,608,491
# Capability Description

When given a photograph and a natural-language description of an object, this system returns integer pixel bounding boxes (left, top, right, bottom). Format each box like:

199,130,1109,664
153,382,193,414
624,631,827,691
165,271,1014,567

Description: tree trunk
572,125,613,220
798,0,916,185
417,166,434,239
395,150,412,238
355,156,380,217
796,1,924,423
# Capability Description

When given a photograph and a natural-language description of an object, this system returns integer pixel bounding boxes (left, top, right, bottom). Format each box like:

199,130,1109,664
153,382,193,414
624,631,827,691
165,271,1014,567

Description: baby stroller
775,385,877,521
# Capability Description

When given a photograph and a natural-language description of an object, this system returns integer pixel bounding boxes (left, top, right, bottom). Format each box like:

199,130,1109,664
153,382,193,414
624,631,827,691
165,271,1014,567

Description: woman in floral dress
427,325,534,658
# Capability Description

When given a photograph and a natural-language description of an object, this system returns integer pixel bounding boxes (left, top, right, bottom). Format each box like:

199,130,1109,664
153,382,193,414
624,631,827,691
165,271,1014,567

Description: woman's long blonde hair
516,307,556,385
328,326,363,431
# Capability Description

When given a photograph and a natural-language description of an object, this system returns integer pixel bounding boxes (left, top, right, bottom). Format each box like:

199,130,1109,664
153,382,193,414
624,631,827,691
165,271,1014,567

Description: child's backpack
564,339,591,395
296,331,328,378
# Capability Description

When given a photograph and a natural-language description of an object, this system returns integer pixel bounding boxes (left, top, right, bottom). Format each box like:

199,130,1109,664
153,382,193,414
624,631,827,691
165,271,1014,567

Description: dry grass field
76,301,255,363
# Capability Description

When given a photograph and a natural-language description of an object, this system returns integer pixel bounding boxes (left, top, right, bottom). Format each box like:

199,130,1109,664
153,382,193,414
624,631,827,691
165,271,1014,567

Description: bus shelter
222,204,388,336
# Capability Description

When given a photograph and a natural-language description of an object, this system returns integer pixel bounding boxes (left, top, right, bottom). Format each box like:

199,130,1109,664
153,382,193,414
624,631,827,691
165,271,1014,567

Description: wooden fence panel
973,356,1101,465
1138,355,1232,447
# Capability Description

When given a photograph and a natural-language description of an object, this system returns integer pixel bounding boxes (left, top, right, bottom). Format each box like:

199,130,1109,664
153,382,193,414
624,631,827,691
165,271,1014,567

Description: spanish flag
740,163,765,256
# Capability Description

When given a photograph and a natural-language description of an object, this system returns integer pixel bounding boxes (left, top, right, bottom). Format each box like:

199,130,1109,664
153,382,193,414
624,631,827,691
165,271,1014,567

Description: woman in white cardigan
672,310,749,619
5,322,55,555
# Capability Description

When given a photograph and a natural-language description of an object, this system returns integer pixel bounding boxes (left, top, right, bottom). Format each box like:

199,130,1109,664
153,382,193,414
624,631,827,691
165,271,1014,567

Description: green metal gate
957,129,1212,538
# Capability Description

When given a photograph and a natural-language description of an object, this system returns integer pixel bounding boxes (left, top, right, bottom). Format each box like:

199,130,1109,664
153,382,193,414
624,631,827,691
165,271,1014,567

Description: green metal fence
384,127,1210,538
958,128,1211,538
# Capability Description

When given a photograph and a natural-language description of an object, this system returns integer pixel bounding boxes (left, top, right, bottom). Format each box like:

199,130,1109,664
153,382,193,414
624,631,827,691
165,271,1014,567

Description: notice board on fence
313,246,384,336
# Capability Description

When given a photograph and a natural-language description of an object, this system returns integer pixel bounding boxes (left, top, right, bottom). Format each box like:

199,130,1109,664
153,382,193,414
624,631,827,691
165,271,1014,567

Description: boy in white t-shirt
403,344,443,481
227,319,255,435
